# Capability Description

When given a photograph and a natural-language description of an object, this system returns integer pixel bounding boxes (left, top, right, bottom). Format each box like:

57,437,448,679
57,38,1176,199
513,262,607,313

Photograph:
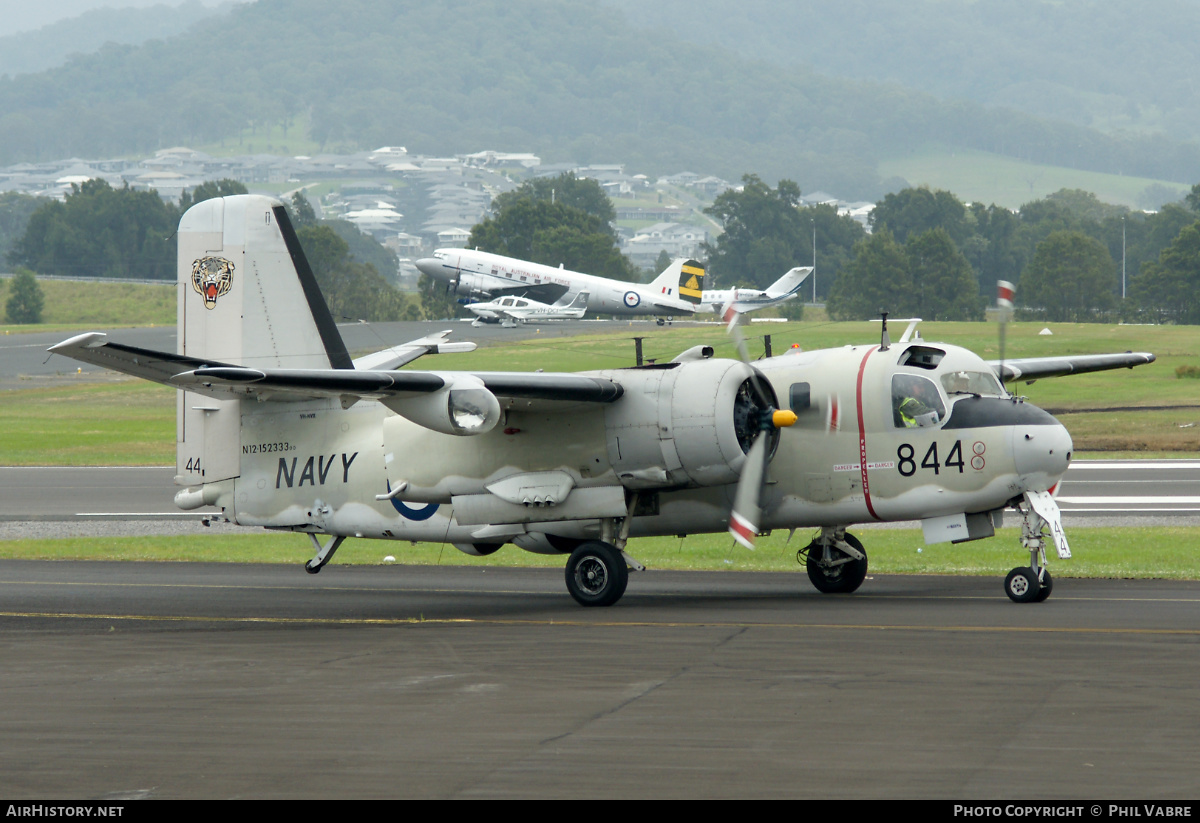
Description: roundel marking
623,290,641,308
385,480,440,521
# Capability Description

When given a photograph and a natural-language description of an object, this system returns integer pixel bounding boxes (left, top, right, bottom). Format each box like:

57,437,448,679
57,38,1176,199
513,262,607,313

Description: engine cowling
601,359,777,490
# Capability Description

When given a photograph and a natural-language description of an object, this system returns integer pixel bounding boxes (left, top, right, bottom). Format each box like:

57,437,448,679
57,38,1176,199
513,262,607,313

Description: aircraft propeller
724,304,797,549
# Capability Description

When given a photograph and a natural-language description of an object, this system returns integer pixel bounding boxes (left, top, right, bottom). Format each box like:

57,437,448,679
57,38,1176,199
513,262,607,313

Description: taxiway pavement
1,560,1198,799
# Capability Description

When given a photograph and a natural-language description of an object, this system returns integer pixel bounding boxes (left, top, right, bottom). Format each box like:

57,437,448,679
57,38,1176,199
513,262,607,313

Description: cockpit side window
892,374,945,428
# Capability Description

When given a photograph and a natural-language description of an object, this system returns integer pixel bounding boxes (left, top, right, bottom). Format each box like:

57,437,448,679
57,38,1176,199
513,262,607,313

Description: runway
5,323,1199,799
4,460,1199,529
1,560,1198,799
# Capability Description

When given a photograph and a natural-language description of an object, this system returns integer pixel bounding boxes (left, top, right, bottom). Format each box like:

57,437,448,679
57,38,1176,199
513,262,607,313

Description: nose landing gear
1006,490,1069,603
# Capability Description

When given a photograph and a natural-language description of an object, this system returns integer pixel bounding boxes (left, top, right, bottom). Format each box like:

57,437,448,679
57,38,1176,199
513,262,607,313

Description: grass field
1,318,1197,464
0,278,175,333
0,525,1194,579
878,147,1190,210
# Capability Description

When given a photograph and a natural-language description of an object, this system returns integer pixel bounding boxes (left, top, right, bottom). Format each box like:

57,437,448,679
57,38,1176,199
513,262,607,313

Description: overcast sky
0,0,244,38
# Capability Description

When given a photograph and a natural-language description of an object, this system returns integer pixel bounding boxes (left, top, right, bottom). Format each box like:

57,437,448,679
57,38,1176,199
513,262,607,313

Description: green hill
1,0,1199,200
606,0,1200,144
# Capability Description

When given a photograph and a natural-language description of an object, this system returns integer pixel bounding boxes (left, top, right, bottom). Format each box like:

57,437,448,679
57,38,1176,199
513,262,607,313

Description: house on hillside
623,222,708,268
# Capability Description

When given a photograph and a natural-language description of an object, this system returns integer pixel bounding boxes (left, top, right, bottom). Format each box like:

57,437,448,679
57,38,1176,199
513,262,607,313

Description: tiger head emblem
191,256,235,310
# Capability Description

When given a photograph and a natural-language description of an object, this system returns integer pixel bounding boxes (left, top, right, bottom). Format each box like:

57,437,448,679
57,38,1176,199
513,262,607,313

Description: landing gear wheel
806,533,868,594
1033,569,1054,602
1005,567,1041,603
565,541,629,607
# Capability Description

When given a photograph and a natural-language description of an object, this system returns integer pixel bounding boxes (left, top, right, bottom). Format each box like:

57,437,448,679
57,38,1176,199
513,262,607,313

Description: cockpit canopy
891,347,1006,429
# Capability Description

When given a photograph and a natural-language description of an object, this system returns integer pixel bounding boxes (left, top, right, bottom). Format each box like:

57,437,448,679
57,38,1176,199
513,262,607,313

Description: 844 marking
897,440,980,477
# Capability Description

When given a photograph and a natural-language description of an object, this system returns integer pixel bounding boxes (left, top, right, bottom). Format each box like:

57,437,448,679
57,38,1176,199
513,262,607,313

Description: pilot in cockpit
893,375,942,428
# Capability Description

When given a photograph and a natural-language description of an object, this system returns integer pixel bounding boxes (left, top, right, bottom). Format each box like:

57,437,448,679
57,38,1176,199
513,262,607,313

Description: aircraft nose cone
415,257,445,279
1012,415,1073,489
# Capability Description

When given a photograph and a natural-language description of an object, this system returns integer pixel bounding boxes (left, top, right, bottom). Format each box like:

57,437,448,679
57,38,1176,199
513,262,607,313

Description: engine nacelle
382,374,501,436
601,359,776,490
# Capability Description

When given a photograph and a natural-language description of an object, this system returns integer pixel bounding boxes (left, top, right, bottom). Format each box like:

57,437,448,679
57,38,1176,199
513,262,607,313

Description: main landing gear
800,527,868,594
565,497,645,607
565,541,629,607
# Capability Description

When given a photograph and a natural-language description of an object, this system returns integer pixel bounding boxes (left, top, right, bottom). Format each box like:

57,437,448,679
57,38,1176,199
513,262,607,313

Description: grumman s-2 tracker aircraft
50,196,1155,607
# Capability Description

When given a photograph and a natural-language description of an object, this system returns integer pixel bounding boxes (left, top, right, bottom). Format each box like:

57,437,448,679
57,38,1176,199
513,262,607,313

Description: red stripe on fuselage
856,347,882,521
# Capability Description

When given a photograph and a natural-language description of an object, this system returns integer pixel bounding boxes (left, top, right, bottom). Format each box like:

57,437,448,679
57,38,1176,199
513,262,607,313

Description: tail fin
565,290,590,310
764,266,812,299
648,258,705,305
179,195,351,370
176,194,349,488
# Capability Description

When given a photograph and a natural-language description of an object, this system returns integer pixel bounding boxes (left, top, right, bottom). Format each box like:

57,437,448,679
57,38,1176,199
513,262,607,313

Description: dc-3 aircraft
700,266,812,315
416,247,705,321
465,290,590,326
51,196,1156,606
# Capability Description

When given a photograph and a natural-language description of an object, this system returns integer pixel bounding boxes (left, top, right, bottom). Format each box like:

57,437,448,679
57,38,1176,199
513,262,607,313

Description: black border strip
271,204,354,370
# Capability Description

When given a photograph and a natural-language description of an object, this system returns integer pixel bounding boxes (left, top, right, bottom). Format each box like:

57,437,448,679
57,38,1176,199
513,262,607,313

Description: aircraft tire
1004,567,1042,603
1033,569,1054,602
805,533,868,594
565,541,629,607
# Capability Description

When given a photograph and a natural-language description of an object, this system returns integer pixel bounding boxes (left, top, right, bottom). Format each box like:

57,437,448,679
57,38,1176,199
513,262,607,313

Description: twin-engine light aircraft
51,196,1155,607
416,247,704,321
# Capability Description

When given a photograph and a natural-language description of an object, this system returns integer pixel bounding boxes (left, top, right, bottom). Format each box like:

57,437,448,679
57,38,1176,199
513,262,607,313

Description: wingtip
48,331,107,354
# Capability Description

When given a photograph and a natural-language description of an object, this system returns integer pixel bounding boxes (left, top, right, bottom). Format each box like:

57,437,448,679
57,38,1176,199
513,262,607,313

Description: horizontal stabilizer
554,290,590,310
353,330,477,371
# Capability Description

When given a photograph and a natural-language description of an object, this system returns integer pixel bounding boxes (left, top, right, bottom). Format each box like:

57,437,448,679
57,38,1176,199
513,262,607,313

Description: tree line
9,169,1200,326
5,180,411,323
702,176,1200,324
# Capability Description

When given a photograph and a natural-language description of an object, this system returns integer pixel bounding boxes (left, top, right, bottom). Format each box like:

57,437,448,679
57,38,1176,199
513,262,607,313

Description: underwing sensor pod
49,195,1156,608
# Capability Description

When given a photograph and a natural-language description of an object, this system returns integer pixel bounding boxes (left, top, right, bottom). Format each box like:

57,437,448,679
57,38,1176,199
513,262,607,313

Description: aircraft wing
48,333,239,384
990,352,1156,383
49,332,623,404
486,282,569,304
